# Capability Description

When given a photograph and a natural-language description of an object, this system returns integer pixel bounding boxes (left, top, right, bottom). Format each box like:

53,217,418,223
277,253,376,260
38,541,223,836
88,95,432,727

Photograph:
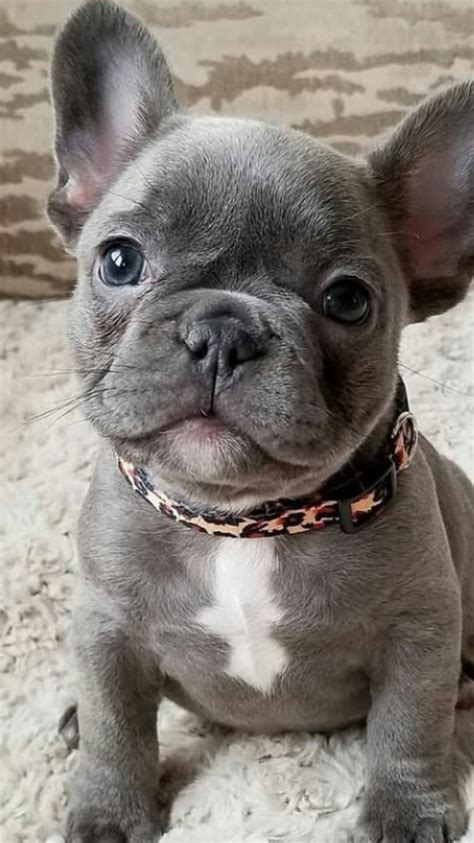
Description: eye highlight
98,242,148,287
322,276,371,325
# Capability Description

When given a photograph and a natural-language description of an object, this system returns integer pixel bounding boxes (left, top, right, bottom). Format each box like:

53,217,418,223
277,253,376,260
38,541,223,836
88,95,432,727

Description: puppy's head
48,1,473,506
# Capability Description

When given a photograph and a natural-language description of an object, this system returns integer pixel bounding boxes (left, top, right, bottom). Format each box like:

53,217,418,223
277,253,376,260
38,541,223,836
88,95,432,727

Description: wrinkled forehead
80,116,372,262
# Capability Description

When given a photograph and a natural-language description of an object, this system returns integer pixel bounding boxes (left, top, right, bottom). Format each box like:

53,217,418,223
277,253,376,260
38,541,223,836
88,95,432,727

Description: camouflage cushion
1,0,473,298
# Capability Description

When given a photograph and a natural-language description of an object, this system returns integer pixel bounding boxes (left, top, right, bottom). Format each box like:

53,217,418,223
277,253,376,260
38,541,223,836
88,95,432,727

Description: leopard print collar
117,382,418,537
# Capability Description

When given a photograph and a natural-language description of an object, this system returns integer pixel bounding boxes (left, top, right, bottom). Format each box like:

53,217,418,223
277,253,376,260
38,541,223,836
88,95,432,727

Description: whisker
22,394,89,424
44,400,92,428
20,363,149,378
343,203,381,222
134,161,155,192
106,189,150,213
19,385,124,427
399,362,472,398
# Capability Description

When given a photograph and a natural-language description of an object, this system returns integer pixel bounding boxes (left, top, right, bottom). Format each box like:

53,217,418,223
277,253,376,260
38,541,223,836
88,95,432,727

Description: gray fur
47,2,474,841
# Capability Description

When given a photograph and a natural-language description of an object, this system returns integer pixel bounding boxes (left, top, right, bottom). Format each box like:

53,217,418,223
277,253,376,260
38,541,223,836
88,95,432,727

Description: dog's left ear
369,81,473,321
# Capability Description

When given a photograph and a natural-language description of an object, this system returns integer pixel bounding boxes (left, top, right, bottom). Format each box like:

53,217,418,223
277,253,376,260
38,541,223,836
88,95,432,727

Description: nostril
227,331,259,369
227,346,238,370
193,339,208,360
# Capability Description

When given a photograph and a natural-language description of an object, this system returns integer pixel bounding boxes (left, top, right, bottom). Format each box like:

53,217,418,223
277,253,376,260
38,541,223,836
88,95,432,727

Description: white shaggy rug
1,295,473,843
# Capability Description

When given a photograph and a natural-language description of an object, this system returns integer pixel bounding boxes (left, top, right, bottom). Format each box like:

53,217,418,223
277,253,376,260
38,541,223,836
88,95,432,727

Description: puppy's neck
321,382,403,498
128,382,407,516
116,380,418,537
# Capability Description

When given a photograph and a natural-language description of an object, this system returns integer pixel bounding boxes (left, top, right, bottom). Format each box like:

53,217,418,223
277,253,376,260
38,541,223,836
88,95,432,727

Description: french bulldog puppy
47,1,474,841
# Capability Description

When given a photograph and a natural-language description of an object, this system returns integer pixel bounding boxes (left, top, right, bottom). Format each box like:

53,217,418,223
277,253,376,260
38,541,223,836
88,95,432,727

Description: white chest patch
196,538,288,693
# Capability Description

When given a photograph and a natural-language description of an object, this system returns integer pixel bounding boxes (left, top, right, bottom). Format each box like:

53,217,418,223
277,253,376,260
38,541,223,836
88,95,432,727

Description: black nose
182,317,260,380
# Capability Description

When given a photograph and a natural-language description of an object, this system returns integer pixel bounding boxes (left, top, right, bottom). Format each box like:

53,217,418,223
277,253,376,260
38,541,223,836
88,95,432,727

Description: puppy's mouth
111,406,287,495
116,409,258,476
123,412,238,446
114,410,319,507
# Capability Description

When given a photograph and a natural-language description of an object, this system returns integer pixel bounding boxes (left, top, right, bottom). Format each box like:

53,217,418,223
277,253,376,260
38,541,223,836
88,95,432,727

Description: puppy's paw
66,808,161,843
66,768,162,843
67,820,159,843
356,782,466,843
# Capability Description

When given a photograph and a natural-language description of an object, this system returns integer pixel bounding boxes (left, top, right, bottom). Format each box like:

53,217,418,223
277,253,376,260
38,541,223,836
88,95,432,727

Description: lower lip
172,417,231,440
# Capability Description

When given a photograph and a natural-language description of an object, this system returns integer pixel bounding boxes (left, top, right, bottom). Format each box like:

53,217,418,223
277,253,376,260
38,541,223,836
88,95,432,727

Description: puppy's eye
98,242,148,287
322,276,371,325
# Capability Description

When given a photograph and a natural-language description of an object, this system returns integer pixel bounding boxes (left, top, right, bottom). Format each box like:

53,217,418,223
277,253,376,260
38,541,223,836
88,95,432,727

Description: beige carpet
0,293,473,842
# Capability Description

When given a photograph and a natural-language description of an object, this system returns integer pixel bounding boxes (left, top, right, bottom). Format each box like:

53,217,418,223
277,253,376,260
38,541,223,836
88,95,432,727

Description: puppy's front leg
67,602,162,843
360,602,467,843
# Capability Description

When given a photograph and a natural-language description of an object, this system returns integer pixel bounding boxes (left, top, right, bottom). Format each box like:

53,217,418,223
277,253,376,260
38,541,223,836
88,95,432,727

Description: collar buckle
337,457,397,534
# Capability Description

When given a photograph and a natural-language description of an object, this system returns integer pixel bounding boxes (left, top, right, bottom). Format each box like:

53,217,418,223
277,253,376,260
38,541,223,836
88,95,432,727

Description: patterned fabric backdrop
0,0,473,298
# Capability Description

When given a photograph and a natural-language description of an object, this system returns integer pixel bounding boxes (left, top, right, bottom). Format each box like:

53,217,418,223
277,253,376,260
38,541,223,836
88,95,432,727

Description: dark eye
98,242,148,287
322,276,371,325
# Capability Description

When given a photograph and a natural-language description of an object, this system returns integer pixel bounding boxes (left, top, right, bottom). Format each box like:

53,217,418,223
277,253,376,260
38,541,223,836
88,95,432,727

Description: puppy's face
48,2,473,504
70,120,405,502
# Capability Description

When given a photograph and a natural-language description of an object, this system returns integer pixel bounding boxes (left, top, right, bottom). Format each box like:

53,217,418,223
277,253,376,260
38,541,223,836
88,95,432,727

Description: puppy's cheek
224,397,334,467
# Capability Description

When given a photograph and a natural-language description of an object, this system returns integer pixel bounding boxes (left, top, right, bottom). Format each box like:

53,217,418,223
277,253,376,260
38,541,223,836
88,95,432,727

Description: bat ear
47,0,178,248
369,81,473,321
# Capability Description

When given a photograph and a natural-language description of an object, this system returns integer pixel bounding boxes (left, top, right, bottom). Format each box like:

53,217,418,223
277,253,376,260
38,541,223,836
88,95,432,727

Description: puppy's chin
115,417,325,509
161,418,257,484
116,417,261,495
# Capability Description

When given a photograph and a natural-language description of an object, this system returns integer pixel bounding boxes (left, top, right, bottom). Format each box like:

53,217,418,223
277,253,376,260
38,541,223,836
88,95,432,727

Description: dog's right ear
48,0,178,250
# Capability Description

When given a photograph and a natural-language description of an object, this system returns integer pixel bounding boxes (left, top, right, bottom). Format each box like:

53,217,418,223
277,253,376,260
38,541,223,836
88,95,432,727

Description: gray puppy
47,1,474,841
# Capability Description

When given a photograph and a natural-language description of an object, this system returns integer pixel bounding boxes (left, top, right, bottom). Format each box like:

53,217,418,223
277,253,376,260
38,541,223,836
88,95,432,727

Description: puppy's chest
195,538,289,693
